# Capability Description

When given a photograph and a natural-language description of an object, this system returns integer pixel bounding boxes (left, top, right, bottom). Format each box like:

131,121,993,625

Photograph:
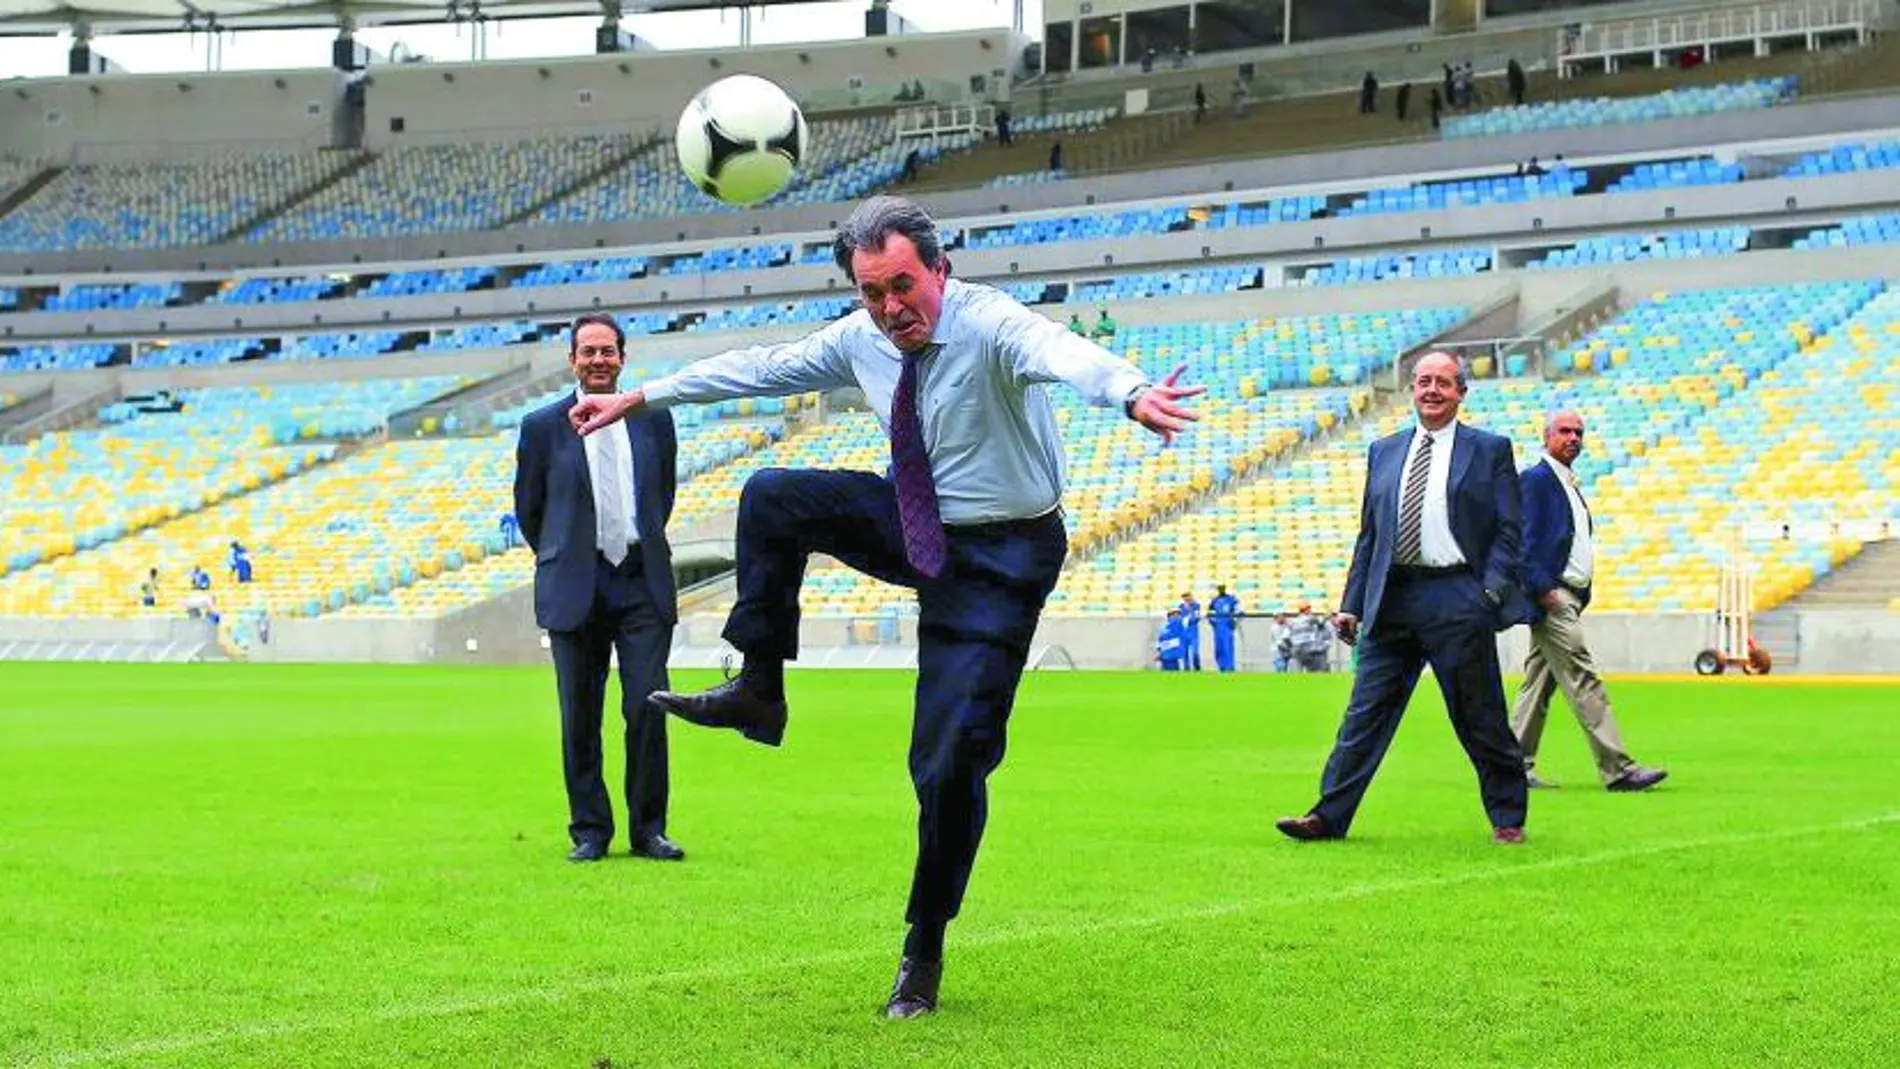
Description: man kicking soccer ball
569,195,1201,1018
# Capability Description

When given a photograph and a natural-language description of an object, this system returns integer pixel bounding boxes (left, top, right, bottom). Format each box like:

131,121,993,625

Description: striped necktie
1396,432,1434,565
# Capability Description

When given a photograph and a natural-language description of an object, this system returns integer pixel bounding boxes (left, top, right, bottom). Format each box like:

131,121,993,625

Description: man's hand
1333,613,1360,647
1539,588,1568,612
570,390,646,436
1131,363,1206,445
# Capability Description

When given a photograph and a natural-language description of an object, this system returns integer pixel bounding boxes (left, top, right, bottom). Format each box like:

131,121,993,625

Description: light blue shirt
641,278,1150,525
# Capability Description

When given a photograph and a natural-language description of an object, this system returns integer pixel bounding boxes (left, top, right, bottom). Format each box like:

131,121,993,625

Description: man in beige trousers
1511,411,1668,792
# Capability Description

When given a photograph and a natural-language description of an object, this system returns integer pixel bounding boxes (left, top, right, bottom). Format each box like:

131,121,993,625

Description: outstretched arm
993,299,1204,443
573,320,856,435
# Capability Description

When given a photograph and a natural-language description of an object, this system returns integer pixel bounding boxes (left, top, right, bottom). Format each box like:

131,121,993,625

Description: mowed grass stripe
3,665,1896,1068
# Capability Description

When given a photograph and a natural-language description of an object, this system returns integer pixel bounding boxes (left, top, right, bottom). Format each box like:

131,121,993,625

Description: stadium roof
0,0,833,34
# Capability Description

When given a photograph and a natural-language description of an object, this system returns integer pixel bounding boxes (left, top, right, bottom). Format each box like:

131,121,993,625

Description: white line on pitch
29,811,1898,1068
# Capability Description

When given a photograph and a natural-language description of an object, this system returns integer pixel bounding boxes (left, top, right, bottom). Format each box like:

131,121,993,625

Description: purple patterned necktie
890,344,948,578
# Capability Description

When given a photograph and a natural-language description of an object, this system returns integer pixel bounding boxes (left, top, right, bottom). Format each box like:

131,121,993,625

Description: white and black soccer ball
675,74,808,206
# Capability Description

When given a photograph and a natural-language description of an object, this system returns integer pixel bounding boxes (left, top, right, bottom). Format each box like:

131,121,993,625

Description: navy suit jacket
1519,457,1593,617
1339,423,1533,635
512,394,678,633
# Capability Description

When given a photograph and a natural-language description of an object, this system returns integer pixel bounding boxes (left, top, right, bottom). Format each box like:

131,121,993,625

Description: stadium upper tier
8,124,1899,318
13,201,1900,374
0,72,1866,256
1043,280,1892,618
0,154,359,252
1441,77,1798,139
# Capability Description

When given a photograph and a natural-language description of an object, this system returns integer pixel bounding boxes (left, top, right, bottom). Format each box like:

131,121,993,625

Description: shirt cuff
638,379,681,409
1105,367,1149,409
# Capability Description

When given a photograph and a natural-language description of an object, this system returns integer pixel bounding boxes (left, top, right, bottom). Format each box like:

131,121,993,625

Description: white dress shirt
579,387,638,561
641,278,1149,525
1544,453,1594,587
1396,422,1465,567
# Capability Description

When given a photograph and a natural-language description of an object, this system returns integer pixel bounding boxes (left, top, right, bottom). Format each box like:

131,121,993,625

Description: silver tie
596,429,631,566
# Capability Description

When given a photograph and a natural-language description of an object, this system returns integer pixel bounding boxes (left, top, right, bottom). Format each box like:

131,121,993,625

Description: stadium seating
206,275,345,304
0,153,357,251
513,256,652,287
0,343,119,374
1337,169,1586,217
1531,226,1751,268
254,135,638,241
1608,156,1745,192
1781,139,1900,179
1582,281,1897,611
531,115,906,227
987,169,1069,187
1049,280,1882,618
41,282,184,312
1442,77,1798,139
1794,212,1900,250
131,337,268,368
1299,248,1492,286
0,377,466,594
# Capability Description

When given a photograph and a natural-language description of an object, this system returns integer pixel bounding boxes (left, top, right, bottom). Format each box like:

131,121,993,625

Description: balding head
1545,409,1585,465
1410,351,1466,430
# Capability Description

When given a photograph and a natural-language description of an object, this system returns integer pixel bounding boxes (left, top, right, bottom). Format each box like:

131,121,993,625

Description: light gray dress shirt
641,278,1149,525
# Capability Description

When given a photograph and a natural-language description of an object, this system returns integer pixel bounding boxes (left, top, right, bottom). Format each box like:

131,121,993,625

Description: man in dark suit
566,196,1201,1018
513,312,683,864
1278,351,1534,844
1512,410,1667,792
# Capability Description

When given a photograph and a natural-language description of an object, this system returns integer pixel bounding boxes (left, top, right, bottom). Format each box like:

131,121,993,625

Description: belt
1390,563,1469,581
1562,580,1591,597
946,505,1065,535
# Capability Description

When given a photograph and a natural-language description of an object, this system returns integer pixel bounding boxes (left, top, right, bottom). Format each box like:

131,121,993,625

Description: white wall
361,29,1028,147
0,69,345,162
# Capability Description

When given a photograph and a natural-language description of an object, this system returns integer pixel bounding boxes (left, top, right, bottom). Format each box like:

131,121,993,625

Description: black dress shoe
1275,814,1341,841
1607,766,1669,792
567,840,609,863
631,834,686,861
883,957,942,1020
648,677,788,747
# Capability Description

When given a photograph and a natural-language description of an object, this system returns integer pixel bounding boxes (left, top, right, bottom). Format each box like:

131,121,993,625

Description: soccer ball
675,74,808,206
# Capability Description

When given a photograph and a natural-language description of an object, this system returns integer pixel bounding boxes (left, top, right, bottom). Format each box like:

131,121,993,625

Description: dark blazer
512,393,678,632
1519,457,1592,616
1340,422,1532,635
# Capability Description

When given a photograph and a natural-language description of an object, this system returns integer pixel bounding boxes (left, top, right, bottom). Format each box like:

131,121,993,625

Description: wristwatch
1123,383,1151,419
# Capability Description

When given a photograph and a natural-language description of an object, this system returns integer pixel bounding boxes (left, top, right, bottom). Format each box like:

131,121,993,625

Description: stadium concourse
2,0,1899,674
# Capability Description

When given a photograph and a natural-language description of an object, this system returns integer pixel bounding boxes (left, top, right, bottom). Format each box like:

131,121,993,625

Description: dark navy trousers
1313,570,1527,834
723,468,1068,928
548,552,672,849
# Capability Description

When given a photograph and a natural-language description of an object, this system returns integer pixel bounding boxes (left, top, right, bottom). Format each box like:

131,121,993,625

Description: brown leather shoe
648,677,787,747
883,957,941,1020
1493,826,1526,845
1275,814,1339,841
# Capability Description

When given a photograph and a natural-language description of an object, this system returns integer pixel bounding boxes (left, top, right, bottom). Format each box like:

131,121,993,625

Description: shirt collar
1544,451,1576,480
1415,420,1457,444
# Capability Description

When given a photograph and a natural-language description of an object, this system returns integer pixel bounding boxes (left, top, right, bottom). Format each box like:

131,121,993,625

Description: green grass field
3,664,1896,1068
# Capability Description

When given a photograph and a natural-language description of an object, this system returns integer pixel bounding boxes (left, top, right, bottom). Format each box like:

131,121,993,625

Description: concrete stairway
1785,538,1900,609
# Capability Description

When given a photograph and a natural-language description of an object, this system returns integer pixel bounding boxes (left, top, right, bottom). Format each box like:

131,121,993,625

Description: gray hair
832,195,946,280
1412,350,1469,393
1544,408,1584,432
